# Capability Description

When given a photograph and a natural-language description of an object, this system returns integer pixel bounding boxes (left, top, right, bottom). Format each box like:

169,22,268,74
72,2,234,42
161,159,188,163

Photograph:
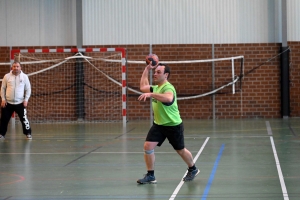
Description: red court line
0,173,25,186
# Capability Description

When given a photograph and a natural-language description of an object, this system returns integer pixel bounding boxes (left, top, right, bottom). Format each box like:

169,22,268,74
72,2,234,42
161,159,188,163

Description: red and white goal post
9,48,127,127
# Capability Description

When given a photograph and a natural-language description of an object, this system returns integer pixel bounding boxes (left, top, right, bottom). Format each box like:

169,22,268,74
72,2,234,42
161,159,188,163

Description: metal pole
212,44,215,119
149,44,153,125
76,0,83,49
75,0,84,120
280,0,290,118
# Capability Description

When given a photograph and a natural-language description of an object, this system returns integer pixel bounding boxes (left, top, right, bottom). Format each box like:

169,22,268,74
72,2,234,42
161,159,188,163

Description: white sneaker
26,134,32,140
0,135,5,140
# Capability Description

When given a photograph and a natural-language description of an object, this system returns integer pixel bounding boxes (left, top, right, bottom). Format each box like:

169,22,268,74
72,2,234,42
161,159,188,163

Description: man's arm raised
140,64,155,93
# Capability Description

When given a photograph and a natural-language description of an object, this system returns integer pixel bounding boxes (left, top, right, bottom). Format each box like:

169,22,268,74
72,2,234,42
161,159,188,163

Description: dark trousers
0,103,32,136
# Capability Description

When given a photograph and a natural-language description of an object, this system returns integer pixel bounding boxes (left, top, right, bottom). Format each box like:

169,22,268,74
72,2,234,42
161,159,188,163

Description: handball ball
145,54,159,66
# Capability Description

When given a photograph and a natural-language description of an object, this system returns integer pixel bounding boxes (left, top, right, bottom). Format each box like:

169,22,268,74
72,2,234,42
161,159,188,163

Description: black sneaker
0,135,5,140
137,174,157,184
183,168,200,182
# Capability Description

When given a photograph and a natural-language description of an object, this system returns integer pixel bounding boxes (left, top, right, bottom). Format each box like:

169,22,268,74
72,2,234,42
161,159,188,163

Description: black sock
189,165,196,171
147,170,154,176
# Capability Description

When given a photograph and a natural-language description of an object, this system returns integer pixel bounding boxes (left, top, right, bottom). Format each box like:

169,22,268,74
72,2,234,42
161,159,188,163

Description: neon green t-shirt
151,82,182,126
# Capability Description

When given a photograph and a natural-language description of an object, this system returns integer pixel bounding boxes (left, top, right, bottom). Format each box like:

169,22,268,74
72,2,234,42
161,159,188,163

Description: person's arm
140,61,159,93
23,75,31,107
150,91,173,103
1,75,7,107
138,90,173,103
138,87,174,103
140,65,153,93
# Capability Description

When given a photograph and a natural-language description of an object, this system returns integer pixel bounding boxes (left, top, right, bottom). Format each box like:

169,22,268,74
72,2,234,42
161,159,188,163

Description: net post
212,44,215,119
121,55,127,127
240,57,244,117
231,58,235,94
240,57,244,87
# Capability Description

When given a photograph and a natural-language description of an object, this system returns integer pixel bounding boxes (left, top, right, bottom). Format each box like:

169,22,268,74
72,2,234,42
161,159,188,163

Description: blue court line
201,144,225,200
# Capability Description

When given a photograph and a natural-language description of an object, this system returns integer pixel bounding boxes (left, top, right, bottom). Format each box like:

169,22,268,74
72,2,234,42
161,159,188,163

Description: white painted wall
0,0,76,46
287,0,300,41
0,0,299,46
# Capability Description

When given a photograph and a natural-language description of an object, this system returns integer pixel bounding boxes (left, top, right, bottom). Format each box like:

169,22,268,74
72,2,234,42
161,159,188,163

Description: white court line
266,121,273,135
169,137,210,200
267,122,289,200
270,137,289,200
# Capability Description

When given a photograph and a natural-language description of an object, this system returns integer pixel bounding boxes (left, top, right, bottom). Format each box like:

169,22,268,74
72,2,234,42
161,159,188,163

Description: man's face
154,65,168,84
11,63,21,75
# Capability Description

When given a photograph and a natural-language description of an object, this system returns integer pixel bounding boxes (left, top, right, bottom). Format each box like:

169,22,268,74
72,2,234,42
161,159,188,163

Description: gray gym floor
0,118,299,200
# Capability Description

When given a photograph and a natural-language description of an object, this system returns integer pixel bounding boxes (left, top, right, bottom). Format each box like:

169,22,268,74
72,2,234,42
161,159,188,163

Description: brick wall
289,42,300,117
0,47,11,75
214,43,282,118
0,43,299,121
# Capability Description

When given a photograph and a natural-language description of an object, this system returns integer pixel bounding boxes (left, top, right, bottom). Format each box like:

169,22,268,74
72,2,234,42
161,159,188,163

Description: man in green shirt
137,61,200,184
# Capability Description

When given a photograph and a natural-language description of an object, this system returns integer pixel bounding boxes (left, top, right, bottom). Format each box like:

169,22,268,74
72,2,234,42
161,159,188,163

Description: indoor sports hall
0,0,300,200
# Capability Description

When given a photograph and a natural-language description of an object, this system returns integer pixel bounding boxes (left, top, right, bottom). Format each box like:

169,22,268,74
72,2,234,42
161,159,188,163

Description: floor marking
270,136,289,200
64,146,103,167
266,121,273,135
266,121,289,200
114,127,136,139
201,143,225,200
288,123,297,136
0,173,25,186
267,121,289,199
169,137,210,200
185,135,270,139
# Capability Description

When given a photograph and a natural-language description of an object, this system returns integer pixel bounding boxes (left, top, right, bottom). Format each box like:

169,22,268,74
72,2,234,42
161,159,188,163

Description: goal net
127,55,244,98
8,48,126,125
126,55,244,119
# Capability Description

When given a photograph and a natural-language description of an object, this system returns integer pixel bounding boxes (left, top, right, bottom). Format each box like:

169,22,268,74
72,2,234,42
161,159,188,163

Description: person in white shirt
0,61,32,140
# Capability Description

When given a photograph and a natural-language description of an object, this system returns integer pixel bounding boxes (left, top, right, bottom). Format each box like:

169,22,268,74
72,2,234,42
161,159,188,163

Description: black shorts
146,123,185,150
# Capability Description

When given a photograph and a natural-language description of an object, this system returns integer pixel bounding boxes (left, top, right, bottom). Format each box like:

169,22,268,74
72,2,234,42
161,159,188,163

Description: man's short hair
12,61,21,66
